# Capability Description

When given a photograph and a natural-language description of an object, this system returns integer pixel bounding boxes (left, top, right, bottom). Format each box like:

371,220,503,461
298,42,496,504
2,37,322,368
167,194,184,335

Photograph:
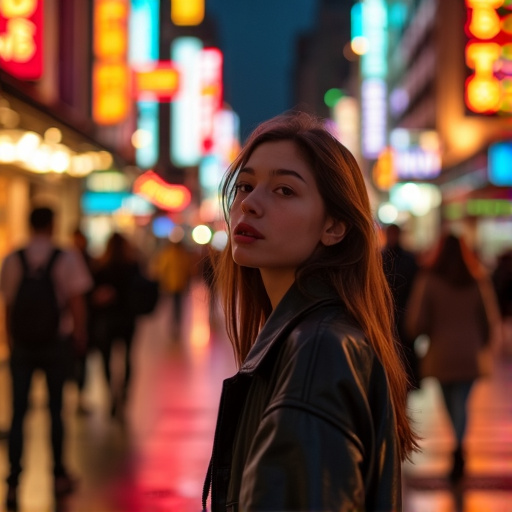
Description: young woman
202,112,417,511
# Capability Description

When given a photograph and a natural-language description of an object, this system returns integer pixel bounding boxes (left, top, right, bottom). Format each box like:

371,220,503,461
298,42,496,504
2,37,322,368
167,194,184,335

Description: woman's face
230,140,333,285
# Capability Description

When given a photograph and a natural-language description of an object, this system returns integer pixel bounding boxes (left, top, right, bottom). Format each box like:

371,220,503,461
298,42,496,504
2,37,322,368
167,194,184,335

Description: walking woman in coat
202,112,417,511
406,233,498,483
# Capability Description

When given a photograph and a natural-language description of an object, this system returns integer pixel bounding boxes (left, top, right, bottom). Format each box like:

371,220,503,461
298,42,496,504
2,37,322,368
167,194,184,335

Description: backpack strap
16,249,29,274
16,248,62,276
44,248,62,275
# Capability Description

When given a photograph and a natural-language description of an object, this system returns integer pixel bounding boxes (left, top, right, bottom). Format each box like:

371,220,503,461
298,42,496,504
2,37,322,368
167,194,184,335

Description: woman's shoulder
284,306,375,369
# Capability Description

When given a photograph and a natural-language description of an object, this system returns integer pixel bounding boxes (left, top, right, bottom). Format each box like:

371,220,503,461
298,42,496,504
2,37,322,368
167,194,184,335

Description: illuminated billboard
0,0,44,79
92,0,130,125
129,0,160,169
464,0,512,114
170,37,203,167
358,0,388,159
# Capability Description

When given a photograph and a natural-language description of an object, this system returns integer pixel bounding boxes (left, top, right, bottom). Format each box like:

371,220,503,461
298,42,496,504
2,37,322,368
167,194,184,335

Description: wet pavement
0,280,511,511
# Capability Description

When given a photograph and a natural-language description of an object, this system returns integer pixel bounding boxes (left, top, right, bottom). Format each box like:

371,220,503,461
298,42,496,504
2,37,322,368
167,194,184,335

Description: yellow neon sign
94,0,128,59
0,17,36,62
92,0,129,125
0,0,37,18
133,66,180,100
465,1,511,114
93,62,130,125
466,0,503,39
372,147,396,191
171,0,204,26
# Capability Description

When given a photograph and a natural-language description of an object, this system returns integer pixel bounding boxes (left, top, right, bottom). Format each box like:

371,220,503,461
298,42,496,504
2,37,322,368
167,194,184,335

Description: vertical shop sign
92,0,130,124
170,36,203,167
359,0,388,159
465,0,512,114
199,48,223,154
0,0,43,79
129,0,160,169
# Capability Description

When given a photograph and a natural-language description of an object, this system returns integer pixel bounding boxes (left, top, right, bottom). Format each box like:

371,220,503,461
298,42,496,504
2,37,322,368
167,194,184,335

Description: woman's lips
233,222,264,243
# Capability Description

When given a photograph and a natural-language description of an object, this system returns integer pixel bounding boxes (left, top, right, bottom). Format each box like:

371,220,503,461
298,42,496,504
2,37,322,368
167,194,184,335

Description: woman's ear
321,218,347,246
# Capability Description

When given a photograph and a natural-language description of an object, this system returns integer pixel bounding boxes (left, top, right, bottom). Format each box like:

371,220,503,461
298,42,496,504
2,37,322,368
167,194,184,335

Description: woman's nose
240,192,261,216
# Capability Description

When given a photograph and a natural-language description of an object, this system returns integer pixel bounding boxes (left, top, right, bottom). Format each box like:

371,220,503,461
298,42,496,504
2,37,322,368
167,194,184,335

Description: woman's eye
235,183,252,194
276,186,294,197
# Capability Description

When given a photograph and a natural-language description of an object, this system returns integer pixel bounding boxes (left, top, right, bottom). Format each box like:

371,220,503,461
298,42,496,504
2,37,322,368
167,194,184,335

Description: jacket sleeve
238,327,400,511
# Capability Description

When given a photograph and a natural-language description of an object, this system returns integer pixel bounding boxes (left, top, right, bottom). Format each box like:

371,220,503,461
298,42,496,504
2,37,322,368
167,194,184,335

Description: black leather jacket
203,280,402,511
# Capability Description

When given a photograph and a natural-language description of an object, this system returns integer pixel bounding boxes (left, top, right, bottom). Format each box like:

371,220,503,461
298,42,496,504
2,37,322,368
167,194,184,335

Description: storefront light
17,131,41,157
29,145,52,173
0,135,16,162
0,128,111,176
44,127,62,144
49,148,70,173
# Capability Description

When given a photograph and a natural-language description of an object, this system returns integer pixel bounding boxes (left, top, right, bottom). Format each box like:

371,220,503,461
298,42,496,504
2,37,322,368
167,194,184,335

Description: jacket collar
240,278,342,375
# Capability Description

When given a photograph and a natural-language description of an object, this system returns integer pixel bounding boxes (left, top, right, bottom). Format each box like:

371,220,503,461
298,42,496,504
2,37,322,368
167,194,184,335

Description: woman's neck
260,269,296,309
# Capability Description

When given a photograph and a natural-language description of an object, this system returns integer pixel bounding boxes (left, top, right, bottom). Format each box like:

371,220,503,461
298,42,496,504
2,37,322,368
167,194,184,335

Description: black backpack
10,248,62,349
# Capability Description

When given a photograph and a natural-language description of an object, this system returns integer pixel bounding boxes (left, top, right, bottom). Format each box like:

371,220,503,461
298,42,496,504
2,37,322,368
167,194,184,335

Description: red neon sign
133,170,191,211
0,0,44,79
132,63,180,101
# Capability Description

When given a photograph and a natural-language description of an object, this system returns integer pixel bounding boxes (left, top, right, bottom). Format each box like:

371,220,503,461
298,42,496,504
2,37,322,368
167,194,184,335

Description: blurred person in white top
0,206,92,509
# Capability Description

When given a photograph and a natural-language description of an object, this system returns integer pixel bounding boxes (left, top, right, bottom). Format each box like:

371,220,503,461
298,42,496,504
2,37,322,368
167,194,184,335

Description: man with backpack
0,206,92,511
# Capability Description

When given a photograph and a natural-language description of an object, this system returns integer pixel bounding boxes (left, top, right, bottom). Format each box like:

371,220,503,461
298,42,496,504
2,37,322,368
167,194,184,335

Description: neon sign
171,0,204,26
133,170,191,211
133,62,180,101
465,0,512,114
361,78,387,159
170,37,203,167
0,0,43,79
199,48,223,153
92,0,130,124
129,0,160,169
489,141,512,185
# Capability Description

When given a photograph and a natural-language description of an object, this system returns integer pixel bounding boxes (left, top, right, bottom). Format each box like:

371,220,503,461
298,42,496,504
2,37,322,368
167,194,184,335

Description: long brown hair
214,111,417,459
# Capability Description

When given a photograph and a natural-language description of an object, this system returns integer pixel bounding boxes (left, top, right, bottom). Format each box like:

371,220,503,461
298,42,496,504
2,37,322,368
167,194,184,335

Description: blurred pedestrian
71,228,95,415
90,232,140,419
406,233,499,483
492,249,512,359
382,223,420,391
152,237,193,340
0,207,92,510
202,112,417,511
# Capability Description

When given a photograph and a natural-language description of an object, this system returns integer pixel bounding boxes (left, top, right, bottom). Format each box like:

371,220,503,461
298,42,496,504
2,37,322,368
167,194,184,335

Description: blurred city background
0,0,512,511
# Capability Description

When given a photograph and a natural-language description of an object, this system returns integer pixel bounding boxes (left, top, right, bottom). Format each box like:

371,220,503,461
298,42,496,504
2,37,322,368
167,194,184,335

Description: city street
1,280,512,511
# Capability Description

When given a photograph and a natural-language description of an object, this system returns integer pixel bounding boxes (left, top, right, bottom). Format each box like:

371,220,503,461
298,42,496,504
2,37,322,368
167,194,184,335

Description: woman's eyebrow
238,167,306,183
238,167,254,176
271,168,306,182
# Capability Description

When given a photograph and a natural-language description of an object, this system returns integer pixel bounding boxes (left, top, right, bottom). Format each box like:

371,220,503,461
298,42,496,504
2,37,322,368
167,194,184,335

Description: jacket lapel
240,279,341,375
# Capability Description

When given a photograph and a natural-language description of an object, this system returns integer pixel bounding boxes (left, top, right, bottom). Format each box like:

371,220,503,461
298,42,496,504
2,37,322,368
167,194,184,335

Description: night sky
206,0,318,141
